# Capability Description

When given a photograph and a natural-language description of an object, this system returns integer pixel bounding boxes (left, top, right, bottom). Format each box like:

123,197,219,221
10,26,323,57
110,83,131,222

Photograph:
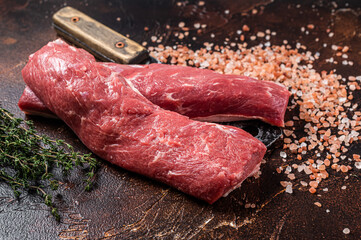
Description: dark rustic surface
0,0,361,239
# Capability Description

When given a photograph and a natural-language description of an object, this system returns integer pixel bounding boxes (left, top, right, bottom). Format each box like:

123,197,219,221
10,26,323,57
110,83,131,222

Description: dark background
0,0,360,239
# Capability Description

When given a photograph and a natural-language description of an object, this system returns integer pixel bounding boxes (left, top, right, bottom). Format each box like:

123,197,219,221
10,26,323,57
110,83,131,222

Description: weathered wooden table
0,0,360,239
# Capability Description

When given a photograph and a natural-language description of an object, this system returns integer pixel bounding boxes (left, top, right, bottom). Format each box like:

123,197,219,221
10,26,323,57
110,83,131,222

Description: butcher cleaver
52,6,281,147
52,6,156,64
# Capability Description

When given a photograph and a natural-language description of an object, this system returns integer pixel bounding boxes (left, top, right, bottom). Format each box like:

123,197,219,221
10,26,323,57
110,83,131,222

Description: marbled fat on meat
21,39,267,204
19,48,289,127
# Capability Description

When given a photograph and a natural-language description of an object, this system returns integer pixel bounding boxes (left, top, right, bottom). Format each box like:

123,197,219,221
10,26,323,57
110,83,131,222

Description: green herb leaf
0,107,99,220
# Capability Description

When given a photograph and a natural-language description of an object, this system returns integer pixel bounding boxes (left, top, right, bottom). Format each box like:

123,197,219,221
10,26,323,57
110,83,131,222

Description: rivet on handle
115,41,125,48
71,16,79,23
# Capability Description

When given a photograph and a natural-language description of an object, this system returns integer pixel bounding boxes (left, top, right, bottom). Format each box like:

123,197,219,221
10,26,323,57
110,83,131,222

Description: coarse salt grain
150,36,157,42
288,173,295,180
300,181,308,186
304,166,312,175
309,181,318,188
355,162,361,169
309,187,316,194
257,32,265,38
285,184,293,194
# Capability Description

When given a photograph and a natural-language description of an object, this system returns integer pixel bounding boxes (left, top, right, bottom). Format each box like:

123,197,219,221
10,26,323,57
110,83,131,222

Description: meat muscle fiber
22,39,267,204
19,48,290,127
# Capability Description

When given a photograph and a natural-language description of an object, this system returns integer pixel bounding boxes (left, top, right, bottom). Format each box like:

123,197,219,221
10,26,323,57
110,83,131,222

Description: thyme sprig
0,107,98,220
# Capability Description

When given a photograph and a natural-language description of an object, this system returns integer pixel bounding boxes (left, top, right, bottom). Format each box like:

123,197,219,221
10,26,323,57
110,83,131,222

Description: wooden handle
52,6,148,64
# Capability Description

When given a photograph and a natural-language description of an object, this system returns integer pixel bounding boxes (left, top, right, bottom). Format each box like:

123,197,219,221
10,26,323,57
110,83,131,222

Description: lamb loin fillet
21,39,267,204
19,86,56,118
19,47,290,127
105,63,290,126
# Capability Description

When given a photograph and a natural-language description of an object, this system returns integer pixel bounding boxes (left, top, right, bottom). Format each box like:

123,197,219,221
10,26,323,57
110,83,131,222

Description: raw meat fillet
22,39,267,204
19,56,290,127
105,63,290,127
18,86,55,118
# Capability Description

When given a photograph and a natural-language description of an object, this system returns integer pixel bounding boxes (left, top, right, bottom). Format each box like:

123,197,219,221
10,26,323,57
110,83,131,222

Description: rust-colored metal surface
1,0,360,239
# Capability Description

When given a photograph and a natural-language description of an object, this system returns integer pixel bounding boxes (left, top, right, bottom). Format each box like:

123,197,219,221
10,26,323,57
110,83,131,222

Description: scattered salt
151,36,157,42
285,184,293,194
178,22,185,28
149,29,361,201
355,162,361,169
